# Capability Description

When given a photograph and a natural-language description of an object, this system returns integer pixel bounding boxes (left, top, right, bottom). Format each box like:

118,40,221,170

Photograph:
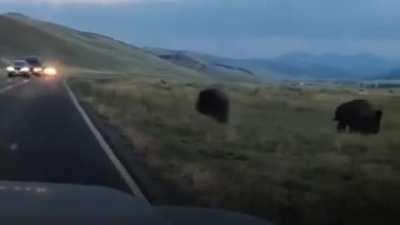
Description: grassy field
71,76,400,225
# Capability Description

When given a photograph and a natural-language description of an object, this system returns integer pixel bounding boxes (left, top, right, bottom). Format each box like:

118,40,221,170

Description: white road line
0,79,30,93
63,80,150,205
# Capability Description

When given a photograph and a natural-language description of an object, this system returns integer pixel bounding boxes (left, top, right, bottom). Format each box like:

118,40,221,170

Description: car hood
0,181,274,225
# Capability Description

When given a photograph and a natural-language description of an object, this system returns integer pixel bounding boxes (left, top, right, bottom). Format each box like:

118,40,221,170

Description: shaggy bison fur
196,88,230,123
334,99,383,134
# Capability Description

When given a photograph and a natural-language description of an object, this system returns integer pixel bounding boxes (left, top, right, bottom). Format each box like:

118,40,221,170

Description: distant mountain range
377,68,400,80
146,48,400,81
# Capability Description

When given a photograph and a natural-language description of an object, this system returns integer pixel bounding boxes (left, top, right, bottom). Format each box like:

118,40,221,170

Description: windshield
0,1,399,225
13,61,27,67
25,58,41,66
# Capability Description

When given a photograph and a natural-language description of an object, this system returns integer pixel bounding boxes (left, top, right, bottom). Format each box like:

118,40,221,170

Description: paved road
0,77,131,193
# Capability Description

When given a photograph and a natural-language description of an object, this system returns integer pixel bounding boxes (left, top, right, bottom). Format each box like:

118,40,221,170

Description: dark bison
334,99,383,134
196,88,230,123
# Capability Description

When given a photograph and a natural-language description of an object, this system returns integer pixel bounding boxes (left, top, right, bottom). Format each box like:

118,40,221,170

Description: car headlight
6,66,15,72
21,67,30,72
33,67,43,73
44,67,57,76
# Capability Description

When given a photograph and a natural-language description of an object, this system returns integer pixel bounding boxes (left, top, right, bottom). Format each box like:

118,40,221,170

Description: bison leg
337,122,346,133
349,127,358,134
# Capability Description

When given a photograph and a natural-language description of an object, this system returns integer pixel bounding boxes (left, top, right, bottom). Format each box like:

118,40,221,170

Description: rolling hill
147,48,399,80
0,13,204,78
145,48,259,81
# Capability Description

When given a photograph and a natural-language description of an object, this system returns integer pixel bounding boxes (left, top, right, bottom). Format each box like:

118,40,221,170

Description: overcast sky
1,0,400,59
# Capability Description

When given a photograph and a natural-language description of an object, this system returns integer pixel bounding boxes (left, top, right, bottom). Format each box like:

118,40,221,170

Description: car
6,60,32,78
24,57,44,76
0,181,274,225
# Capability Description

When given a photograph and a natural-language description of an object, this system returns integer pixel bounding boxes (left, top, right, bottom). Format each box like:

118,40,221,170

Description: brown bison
196,88,230,123
334,99,383,134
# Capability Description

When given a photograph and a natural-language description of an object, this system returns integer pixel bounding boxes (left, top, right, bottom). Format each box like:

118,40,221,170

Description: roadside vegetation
71,76,400,225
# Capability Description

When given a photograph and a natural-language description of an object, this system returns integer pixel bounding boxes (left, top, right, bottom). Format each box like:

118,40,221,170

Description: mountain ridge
147,48,400,80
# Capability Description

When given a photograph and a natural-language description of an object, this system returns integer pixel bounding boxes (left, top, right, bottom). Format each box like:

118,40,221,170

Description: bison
196,88,230,123
334,99,383,134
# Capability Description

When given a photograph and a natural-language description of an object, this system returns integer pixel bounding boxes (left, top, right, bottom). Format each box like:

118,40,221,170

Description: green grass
71,76,400,225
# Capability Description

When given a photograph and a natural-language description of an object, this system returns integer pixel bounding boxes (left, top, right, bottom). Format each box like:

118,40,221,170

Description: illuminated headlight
21,67,30,72
6,66,15,72
44,67,57,76
33,67,42,73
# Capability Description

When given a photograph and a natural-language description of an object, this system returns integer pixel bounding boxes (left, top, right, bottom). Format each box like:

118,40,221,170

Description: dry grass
71,76,400,225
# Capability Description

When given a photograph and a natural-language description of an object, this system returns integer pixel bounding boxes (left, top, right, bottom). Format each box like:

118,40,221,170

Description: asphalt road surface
0,77,131,194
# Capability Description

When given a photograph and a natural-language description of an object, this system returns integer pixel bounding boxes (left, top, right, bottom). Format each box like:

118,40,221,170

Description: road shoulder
0,78,30,93
66,80,195,206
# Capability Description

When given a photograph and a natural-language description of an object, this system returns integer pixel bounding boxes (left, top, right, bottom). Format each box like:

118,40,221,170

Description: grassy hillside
146,48,261,82
0,13,204,78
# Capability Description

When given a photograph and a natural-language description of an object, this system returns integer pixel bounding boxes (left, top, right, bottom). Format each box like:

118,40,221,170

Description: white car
6,60,32,78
